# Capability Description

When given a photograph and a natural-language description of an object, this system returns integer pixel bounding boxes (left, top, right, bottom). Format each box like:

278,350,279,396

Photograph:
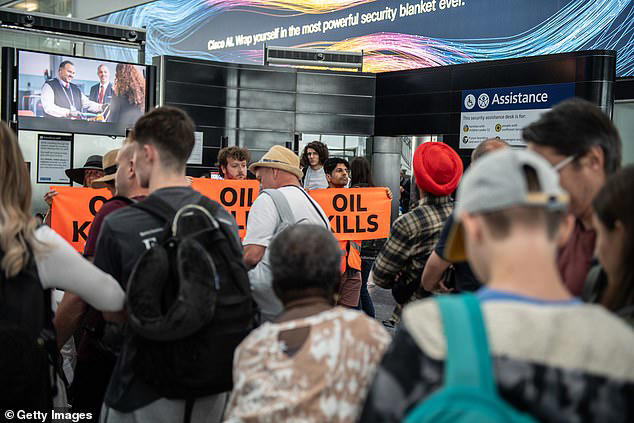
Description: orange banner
191,178,260,239
50,186,112,253
309,188,391,241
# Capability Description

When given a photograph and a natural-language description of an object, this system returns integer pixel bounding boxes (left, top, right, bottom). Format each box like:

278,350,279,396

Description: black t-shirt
434,212,481,292
93,186,240,412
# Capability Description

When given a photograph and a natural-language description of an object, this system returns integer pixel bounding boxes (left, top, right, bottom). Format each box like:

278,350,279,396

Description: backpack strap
434,293,496,394
261,189,295,227
131,195,177,223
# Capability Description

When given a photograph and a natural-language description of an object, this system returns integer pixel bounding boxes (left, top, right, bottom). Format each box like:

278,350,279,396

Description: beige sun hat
248,145,303,180
90,149,119,189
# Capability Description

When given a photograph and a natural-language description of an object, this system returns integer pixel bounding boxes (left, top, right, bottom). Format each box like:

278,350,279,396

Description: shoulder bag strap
435,293,497,394
286,185,329,227
262,189,296,226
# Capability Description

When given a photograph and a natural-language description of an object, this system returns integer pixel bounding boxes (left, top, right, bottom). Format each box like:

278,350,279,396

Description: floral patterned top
224,307,390,422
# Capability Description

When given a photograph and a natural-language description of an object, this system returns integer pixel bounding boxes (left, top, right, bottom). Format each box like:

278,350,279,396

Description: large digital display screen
17,50,148,136
95,0,634,77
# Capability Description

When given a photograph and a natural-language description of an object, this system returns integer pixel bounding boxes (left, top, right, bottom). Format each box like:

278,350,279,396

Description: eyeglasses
553,155,575,172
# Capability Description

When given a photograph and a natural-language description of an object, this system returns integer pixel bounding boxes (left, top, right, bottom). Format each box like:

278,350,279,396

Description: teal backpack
404,294,537,423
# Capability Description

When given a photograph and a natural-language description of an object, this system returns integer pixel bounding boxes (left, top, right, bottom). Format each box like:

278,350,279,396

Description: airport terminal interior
0,0,633,422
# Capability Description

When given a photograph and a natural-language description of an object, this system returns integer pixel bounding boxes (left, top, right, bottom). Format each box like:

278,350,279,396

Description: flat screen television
16,50,152,137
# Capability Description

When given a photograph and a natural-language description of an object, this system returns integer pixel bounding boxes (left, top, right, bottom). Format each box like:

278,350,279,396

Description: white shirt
243,185,330,248
34,225,125,312
303,166,329,191
41,78,103,118
243,185,330,321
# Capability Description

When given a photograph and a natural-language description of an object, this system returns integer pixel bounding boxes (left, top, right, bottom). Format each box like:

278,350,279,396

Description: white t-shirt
243,185,330,248
303,166,329,191
243,185,330,320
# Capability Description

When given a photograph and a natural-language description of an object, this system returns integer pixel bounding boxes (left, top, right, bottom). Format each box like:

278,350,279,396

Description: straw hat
65,155,102,185
91,149,120,189
248,145,303,180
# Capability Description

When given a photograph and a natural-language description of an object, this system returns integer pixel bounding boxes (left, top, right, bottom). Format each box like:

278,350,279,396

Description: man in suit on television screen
89,64,114,106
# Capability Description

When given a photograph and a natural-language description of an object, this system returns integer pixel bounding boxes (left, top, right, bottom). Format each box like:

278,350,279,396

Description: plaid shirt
372,195,453,290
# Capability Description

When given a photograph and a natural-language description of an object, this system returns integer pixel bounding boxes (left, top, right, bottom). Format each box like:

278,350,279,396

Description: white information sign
37,134,73,184
188,131,204,164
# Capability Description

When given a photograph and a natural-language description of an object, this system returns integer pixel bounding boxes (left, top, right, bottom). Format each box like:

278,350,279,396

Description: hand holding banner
50,186,112,252
191,178,260,239
309,187,391,241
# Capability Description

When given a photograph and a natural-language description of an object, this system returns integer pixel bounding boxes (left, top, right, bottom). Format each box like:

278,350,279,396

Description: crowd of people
0,96,633,422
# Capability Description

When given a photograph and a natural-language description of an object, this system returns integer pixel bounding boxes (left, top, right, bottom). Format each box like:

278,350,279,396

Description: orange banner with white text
50,186,112,253
309,188,391,241
191,178,260,239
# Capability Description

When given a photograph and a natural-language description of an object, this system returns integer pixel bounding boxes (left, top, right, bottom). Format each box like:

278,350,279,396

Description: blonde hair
0,122,39,278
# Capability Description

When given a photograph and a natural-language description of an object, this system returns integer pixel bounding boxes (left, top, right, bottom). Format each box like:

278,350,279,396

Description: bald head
471,138,509,162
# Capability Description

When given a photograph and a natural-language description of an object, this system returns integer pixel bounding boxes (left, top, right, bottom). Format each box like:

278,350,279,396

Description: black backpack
126,195,256,400
0,248,59,410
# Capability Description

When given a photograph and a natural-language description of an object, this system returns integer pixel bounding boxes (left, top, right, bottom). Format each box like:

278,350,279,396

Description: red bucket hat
413,142,463,196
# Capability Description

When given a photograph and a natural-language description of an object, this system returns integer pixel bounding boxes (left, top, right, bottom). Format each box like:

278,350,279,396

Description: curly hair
300,141,329,168
217,146,250,177
114,63,145,110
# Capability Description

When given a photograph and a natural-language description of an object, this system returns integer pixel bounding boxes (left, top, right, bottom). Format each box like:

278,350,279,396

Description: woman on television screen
105,63,145,127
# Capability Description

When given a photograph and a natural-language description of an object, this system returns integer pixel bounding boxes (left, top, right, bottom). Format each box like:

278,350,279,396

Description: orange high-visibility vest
339,240,362,273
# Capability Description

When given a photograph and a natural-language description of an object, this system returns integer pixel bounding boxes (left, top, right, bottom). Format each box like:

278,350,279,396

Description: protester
89,64,113,105
360,148,634,422
218,146,249,180
0,121,125,409
225,224,390,423
106,63,145,127
371,142,463,327
324,157,363,309
88,148,118,195
41,60,105,118
54,140,149,417
525,97,622,296
349,157,382,317
422,138,508,293
43,154,103,226
244,145,330,321
93,107,239,422
592,165,634,326
300,141,329,190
